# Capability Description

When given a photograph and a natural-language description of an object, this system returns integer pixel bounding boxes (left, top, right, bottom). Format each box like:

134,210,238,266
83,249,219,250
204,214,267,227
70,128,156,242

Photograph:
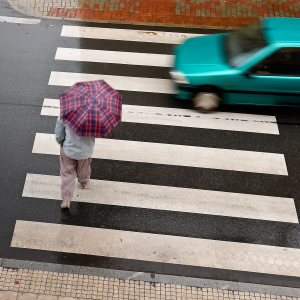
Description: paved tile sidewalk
6,0,300,28
1,265,300,300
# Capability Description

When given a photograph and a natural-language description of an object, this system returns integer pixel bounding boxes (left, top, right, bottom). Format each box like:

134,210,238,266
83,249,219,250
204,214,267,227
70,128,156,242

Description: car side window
251,47,300,77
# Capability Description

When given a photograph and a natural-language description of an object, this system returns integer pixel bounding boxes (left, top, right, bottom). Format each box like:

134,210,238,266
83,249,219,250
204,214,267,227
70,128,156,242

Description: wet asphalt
1,2,300,288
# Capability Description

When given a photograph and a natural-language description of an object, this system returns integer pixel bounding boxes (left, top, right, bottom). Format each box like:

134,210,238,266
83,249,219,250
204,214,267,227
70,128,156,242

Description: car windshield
225,21,267,68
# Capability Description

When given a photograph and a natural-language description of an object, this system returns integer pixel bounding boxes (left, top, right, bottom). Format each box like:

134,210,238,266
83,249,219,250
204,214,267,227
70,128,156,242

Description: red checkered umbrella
59,80,122,137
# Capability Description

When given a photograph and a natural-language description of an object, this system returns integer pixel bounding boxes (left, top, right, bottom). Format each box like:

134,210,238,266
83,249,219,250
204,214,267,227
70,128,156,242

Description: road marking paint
11,220,300,277
41,98,279,135
61,25,202,44
48,71,174,94
0,16,41,24
32,133,288,175
23,173,298,223
55,48,173,67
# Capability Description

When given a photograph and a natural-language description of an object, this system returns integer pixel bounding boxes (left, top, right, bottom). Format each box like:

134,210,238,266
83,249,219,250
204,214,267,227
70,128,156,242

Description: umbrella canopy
59,80,122,137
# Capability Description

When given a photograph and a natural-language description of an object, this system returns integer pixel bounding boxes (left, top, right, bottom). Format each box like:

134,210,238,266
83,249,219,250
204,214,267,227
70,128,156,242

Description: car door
224,47,300,106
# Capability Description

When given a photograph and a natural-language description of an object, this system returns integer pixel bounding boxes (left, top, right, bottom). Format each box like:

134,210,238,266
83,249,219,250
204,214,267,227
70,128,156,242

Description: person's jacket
55,116,95,160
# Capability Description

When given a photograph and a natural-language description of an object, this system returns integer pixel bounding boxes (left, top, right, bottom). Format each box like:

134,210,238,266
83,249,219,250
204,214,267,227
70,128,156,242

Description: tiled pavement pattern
7,0,300,28
1,266,300,300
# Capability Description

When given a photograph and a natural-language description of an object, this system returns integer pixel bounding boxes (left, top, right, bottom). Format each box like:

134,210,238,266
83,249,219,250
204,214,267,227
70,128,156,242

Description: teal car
170,18,300,110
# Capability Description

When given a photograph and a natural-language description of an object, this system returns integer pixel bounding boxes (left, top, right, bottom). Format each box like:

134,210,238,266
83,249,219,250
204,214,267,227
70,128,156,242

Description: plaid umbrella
59,80,122,137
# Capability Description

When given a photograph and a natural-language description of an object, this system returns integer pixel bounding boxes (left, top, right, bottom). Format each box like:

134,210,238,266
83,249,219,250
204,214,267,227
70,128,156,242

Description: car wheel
193,92,221,111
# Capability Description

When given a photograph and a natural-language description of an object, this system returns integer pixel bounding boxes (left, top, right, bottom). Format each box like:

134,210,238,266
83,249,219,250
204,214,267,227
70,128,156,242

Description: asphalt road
1,3,300,288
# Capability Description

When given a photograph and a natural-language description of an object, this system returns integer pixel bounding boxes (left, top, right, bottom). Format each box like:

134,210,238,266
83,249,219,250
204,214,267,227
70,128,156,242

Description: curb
2,258,300,298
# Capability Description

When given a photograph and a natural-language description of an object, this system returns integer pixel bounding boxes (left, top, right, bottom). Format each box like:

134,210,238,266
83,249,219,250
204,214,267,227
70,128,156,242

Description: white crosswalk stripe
0,16,41,24
41,98,280,134
23,173,298,223
55,47,173,67
61,25,202,44
13,24,297,281
32,133,288,175
12,220,300,277
48,71,174,93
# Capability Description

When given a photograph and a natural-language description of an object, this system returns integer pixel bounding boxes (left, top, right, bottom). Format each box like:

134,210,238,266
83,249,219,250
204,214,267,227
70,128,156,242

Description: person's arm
55,116,65,146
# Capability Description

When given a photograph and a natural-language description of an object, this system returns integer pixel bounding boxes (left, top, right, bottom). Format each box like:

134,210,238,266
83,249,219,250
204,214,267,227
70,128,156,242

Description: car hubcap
193,93,220,111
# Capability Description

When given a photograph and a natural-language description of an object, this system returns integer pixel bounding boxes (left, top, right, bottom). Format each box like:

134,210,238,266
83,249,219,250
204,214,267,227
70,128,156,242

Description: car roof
262,18,300,44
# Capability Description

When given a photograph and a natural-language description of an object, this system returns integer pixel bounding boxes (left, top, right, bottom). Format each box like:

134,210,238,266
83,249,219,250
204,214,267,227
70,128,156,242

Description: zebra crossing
55,47,173,67
32,132,288,174
11,24,300,281
23,173,297,222
11,219,300,277
48,71,174,93
60,26,201,43
41,98,280,133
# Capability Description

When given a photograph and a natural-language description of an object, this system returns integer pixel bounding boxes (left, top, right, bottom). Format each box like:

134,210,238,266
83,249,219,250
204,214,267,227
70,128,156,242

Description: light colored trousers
60,146,91,203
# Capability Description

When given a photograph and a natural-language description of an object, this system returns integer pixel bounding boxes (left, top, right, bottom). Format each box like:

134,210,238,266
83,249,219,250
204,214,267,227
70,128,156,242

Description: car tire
193,92,221,111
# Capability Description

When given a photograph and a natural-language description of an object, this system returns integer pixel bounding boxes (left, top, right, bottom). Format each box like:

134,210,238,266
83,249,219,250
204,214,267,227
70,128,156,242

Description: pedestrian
56,79,122,209
55,116,95,209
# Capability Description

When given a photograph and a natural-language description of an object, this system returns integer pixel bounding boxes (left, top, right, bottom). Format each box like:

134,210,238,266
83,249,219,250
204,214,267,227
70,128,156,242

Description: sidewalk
1,259,300,300
6,0,300,28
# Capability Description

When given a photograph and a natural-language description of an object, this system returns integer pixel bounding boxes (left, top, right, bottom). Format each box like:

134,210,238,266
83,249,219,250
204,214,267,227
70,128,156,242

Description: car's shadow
217,104,300,126
170,95,300,126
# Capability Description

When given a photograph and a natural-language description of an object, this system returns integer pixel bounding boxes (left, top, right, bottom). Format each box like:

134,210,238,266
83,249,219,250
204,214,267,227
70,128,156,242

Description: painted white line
0,16,41,24
23,173,298,223
61,25,202,44
48,71,174,94
32,133,288,175
41,99,60,117
11,220,300,277
41,98,279,135
55,48,173,68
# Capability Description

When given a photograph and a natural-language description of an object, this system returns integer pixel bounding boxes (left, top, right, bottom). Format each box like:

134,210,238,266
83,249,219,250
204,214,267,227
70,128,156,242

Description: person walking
56,79,122,209
55,116,95,209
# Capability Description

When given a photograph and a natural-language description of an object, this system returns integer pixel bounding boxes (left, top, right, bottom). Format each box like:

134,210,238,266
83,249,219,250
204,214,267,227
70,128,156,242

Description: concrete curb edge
1,258,300,298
